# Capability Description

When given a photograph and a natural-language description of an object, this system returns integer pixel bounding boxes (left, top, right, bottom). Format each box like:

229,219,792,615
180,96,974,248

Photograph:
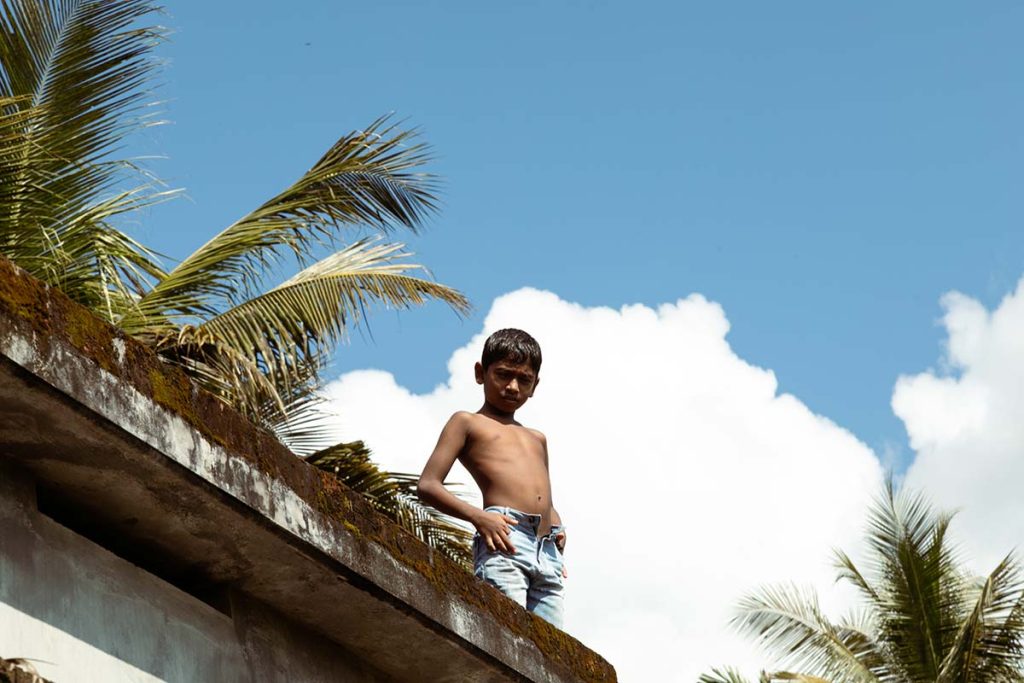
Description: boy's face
475,359,539,414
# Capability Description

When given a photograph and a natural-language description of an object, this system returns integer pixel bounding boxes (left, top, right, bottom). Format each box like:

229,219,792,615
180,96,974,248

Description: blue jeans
473,506,565,628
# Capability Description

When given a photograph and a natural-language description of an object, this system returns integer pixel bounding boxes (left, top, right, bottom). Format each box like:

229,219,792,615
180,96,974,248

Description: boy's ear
474,362,484,384
529,374,540,396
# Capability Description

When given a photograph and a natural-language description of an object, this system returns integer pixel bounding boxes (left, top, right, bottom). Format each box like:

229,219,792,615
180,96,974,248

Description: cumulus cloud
896,278,1024,573
324,288,883,681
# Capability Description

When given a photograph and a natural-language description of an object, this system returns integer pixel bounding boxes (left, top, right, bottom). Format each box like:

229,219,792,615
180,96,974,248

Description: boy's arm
417,412,519,553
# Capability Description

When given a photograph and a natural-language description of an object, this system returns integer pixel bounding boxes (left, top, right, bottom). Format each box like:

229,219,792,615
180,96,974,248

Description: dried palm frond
307,441,473,570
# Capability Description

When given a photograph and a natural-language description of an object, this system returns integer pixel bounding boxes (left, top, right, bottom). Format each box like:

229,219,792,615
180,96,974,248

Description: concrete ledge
0,258,616,683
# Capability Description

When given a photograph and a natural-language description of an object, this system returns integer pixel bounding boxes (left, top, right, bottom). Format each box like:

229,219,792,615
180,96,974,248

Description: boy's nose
508,379,519,392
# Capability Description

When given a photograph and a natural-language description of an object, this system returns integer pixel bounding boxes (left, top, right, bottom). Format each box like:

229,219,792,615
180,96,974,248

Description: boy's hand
475,511,519,553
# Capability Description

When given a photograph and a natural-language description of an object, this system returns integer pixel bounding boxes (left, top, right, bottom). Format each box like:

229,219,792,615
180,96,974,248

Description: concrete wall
0,462,389,683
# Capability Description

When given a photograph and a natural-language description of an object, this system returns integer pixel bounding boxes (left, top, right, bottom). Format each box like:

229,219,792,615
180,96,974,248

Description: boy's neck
478,401,518,425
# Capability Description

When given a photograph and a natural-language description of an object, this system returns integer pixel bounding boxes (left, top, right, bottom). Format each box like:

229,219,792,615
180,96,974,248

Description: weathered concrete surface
0,258,615,683
0,463,388,682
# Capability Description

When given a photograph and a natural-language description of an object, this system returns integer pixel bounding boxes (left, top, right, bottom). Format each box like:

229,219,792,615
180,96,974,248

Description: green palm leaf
734,584,883,683
203,239,466,371
124,116,440,329
155,238,467,418
0,0,170,316
835,549,882,606
255,369,334,455
699,667,758,683
700,668,831,683
938,554,1024,683
865,483,965,681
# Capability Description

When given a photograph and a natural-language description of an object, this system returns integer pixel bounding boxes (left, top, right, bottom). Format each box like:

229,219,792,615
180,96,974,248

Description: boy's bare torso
418,352,563,554
457,411,555,534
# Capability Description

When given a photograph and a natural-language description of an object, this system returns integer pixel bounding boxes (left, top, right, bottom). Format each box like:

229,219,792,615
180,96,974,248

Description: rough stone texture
0,258,616,683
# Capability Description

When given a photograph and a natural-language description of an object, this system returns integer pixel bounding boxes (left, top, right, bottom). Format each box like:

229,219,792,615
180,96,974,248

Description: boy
417,328,567,628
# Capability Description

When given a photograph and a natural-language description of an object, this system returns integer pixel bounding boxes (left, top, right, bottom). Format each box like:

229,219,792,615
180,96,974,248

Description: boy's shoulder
444,410,486,433
447,410,478,425
524,425,546,442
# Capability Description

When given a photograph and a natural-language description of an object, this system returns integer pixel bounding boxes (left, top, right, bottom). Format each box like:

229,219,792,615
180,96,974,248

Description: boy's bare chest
462,424,543,464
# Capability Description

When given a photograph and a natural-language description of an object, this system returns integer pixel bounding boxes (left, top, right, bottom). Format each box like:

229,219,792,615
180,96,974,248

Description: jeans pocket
547,527,565,555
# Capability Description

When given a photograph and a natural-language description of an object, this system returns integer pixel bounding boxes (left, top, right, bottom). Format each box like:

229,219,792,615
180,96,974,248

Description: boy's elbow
416,477,435,503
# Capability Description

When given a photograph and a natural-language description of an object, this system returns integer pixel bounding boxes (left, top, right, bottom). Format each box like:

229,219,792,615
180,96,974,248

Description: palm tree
701,482,1024,683
0,0,471,560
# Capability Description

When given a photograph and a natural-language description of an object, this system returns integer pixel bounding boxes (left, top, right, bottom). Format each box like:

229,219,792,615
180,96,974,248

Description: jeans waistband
484,505,564,537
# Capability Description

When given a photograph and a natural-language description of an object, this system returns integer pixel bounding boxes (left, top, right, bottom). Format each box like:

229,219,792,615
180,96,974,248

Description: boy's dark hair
481,328,542,373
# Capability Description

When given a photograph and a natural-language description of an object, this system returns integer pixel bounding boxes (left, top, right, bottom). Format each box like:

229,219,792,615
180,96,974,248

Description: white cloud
324,288,883,681
896,279,1024,573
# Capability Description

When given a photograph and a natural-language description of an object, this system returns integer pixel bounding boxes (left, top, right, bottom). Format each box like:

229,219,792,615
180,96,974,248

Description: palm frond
0,0,169,308
185,239,467,387
388,472,475,568
734,584,882,683
700,668,834,683
306,441,473,570
256,377,334,455
938,553,1024,682
38,187,172,321
835,550,882,606
141,237,468,419
865,481,965,681
153,323,285,420
699,667,757,683
126,116,440,327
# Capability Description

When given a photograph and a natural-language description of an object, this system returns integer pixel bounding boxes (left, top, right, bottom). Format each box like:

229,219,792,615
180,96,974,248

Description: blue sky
136,1,1024,470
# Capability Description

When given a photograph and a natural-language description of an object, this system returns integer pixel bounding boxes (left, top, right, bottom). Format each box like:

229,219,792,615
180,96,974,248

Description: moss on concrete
0,257,616,682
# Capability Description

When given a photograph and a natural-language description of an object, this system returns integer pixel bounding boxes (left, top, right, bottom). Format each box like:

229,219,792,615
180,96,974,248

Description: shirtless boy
417,328,567,628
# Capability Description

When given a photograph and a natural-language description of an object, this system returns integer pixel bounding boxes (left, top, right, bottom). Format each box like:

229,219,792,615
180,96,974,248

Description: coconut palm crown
701,482,1024,683
0,0,471,558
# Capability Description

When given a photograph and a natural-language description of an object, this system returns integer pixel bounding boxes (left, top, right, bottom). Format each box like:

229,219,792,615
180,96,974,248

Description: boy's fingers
562,565,568,578
504,515,518,525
